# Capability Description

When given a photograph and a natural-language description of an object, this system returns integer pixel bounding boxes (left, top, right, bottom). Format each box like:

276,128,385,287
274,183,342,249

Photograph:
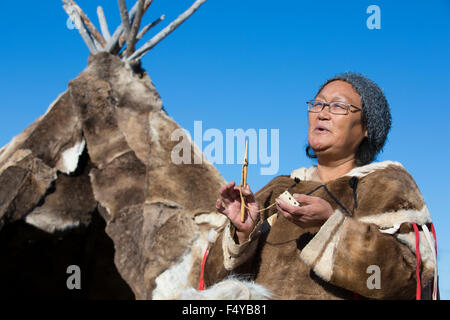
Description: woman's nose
318,108,331,120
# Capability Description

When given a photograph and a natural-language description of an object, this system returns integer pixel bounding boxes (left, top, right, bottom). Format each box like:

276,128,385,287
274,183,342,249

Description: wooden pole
127,0,208,61
240,140,248,222
68,0,106,48
108,0,152,54
136,14,165,41
97,6,111,43
118,0,131,41
126,0,145,57
62,2,98,53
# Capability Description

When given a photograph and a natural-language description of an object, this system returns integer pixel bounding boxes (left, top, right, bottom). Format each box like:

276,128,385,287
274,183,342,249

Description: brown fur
20,91,83,169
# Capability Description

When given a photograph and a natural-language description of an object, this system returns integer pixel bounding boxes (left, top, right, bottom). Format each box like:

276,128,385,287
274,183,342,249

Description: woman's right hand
215,181,259,244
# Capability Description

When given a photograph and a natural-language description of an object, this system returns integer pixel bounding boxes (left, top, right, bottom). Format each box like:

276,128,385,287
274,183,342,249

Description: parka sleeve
202,176,284,288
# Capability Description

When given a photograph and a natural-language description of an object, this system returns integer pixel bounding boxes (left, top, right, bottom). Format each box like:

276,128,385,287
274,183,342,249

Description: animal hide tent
0,0,228,299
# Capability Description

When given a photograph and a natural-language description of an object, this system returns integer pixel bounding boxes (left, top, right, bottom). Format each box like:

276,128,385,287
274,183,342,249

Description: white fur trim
311,220,344,282
358,205,432,229
300,209,345,268
290,161,405,183
290,166,318,181
177,277,272,300
344,160,404,178
222,222,260,270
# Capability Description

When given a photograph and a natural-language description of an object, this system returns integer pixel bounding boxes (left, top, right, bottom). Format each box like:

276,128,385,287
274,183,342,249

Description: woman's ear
364,128,368,138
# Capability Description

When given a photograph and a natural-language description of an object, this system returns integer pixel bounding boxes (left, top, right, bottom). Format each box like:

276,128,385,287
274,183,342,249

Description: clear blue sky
0,0,449,299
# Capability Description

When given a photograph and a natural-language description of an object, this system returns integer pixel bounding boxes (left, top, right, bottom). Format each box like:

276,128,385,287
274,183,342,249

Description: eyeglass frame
306,99,362,115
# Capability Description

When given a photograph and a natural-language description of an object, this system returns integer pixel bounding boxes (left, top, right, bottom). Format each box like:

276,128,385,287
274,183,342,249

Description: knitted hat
316,72,391,161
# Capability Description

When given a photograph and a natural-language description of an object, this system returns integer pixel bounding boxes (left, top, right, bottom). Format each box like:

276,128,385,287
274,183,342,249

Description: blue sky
0,0,449,299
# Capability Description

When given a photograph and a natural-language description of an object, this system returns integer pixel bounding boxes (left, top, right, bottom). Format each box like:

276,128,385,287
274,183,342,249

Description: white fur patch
208,228,219,243
25,209,80,233
152,222,208,300
177,277,272,300
56,140,86,174
194,212,228,228
149,113,161,147
152,247,196,300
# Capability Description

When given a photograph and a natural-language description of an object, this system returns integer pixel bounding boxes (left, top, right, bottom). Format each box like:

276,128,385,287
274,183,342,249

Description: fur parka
202,161,438,300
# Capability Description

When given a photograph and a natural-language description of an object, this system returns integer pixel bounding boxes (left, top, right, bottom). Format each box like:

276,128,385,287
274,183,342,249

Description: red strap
412,223,421,300
198,245,209,291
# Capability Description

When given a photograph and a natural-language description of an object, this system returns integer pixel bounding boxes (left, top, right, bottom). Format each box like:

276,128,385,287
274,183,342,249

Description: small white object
278,191,300,206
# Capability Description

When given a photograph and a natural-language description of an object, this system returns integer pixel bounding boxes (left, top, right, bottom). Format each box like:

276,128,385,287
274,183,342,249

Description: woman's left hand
275,193,334,228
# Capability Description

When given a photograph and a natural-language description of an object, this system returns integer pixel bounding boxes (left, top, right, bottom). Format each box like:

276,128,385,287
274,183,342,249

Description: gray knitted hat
316,72,391,164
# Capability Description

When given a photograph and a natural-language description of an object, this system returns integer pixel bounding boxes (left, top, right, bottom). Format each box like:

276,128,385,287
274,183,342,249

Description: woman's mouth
314,125,329,133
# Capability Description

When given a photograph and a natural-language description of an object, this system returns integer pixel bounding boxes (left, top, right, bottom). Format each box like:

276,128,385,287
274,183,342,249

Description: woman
201,72,438,300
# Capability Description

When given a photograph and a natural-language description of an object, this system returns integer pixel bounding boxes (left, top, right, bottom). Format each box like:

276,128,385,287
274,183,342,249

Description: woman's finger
225,182,241,201
292,193,317,205
276,198,303,215
233,185,255,202
219,181,240,204
219,181,235,196
242,185,257,204
216,198,226,213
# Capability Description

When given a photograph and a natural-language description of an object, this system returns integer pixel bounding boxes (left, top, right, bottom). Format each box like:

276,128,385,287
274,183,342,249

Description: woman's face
308,80,367,162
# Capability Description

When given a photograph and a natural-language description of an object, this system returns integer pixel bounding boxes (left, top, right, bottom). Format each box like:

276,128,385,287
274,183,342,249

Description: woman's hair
306,72,391,166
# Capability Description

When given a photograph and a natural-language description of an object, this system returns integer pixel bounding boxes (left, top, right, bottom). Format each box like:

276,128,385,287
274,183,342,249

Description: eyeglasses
306,100,362,115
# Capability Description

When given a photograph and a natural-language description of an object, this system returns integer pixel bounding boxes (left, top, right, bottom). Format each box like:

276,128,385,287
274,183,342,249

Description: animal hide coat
202,161,438,299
